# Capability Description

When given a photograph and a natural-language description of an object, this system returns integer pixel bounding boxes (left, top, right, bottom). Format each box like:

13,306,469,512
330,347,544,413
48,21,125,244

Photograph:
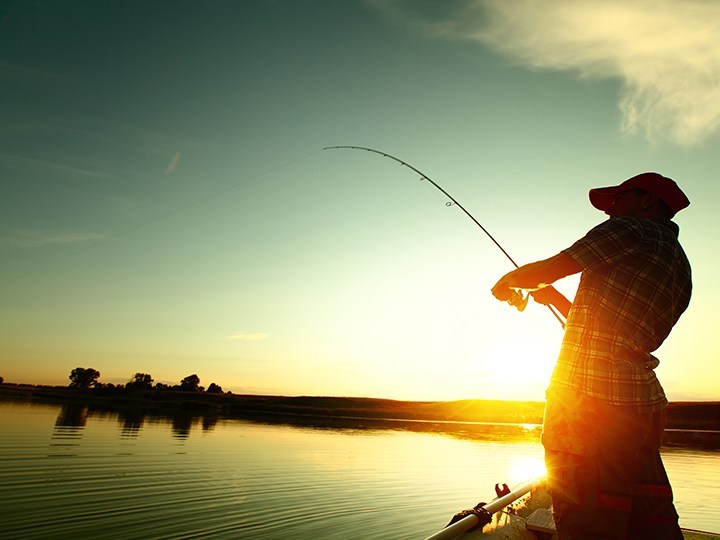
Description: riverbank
2,383,719,431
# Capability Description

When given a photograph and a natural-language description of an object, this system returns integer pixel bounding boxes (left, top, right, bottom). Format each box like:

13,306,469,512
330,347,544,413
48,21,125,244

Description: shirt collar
651,218,680,237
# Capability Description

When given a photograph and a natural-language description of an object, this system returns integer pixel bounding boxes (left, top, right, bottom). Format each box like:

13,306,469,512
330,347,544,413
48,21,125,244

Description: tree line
68,367,224,394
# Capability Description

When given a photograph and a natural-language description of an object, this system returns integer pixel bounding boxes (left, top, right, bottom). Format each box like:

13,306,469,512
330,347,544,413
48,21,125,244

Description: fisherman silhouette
492,173,690,540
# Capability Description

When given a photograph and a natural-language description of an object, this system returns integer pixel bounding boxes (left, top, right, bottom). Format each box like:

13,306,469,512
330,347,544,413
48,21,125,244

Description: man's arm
491,252,581,317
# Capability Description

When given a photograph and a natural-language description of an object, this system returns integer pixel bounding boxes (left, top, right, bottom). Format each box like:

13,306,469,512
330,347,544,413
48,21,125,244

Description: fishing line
1,148,323,290
324,145,565,328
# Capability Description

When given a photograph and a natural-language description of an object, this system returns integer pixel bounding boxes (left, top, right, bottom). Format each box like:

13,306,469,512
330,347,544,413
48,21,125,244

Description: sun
508,457,547,485
482,330,558,392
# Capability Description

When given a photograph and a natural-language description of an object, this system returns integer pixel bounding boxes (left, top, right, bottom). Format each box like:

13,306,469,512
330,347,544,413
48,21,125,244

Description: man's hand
491,270,520,302
491,268,534,311
530,285,563,306
531,286,572,318
491,252,581,317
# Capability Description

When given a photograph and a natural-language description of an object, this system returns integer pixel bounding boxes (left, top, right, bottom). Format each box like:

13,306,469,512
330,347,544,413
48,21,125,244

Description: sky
2,0,720,402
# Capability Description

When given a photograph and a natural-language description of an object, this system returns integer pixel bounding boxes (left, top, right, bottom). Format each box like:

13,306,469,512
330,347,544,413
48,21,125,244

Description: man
491,172,691,539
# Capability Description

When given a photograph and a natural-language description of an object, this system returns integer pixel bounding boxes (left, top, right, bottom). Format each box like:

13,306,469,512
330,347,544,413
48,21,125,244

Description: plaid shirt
550,217,692,413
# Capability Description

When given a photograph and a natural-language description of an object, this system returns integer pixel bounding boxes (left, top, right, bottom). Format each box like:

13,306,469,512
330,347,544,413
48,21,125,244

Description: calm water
1,400,719,539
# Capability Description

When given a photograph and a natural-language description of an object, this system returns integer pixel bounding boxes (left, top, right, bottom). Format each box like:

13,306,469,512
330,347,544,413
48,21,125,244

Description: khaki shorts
542,387,682,540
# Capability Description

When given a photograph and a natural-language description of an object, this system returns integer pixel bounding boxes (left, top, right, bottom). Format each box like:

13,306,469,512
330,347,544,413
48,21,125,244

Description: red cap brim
589,186,622,212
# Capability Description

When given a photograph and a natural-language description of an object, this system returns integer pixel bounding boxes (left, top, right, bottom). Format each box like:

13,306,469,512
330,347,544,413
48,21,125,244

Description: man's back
552,216,692,412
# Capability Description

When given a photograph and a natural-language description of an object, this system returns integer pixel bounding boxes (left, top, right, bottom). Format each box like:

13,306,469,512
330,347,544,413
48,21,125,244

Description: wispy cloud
165,151,181,175
0,230,107,247
225,331,270,341
0,153,108,178
369,0,720,145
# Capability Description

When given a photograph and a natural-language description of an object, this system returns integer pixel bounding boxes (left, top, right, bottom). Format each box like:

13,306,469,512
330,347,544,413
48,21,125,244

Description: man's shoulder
581,217,644,242
590,217,679,238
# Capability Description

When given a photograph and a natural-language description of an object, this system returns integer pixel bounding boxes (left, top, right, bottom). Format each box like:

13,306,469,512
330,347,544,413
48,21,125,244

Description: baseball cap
589,172,690,217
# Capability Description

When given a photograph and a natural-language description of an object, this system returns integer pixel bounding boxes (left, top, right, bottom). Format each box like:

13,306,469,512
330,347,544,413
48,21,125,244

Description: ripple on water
1,402,718,539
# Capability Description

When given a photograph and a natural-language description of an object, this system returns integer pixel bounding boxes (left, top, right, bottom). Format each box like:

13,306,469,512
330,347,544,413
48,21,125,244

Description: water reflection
168,414,217,438
11,397,720,450
224,412,720,451
50,404,88,456
202,416,217,432
54,403,88,428
108,408,720,450
664,429,720,450
171,414,194,439
103,408,221,439
118,410,145,438
232,412,544,444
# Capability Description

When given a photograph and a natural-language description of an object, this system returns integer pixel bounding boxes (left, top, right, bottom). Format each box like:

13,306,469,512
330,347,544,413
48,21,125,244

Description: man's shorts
542,386,682,539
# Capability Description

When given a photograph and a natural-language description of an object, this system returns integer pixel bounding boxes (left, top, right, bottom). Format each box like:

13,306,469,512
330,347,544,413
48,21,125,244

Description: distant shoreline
2,383,719,432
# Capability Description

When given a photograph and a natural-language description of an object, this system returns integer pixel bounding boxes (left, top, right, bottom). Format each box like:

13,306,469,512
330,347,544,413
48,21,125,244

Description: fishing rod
323,145,565,328
423,475,547,540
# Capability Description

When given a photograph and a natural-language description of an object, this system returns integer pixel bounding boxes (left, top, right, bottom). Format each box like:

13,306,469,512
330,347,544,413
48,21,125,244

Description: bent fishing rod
323,145,565,328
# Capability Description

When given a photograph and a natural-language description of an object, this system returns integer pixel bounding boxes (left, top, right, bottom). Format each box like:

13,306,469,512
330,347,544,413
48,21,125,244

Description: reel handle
507,289,529,312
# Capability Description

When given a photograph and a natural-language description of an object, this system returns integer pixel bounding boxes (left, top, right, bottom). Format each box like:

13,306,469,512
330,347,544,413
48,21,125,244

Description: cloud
0,230,107,247
165,151,181,175
225,332,269,341
0,153,108,178
369,0,720,145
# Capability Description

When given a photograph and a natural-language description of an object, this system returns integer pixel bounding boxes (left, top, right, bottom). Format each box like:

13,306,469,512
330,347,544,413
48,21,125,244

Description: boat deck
455,489,720,540
425,481,719,540
464,515,720,540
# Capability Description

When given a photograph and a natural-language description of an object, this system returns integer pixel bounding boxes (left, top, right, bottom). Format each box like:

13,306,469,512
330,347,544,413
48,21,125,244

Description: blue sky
2,0,719,401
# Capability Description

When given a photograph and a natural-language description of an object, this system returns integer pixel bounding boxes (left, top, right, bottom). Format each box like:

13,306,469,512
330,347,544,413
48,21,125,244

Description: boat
422,477,720,540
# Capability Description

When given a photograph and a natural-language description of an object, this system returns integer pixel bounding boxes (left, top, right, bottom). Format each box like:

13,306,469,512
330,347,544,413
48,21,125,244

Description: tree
179,374,201,392
206,382,223,393
69,367,100,389
126,373,153,391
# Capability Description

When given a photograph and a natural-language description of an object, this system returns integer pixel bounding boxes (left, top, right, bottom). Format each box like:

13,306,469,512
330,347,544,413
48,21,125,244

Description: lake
1,400,719,539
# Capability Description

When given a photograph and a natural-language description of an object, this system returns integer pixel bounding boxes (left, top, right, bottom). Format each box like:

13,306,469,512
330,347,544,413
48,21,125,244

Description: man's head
589,172,690,219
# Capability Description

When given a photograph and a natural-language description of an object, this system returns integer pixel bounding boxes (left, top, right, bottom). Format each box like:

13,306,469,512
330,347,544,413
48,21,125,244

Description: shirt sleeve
562,217,644,271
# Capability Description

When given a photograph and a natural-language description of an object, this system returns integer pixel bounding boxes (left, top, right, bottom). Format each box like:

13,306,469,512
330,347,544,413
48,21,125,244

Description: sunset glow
1,1,719,403
508,457,547,486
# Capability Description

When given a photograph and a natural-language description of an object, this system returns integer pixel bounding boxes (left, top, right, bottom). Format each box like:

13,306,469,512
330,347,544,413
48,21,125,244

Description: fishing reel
507,289,529,312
